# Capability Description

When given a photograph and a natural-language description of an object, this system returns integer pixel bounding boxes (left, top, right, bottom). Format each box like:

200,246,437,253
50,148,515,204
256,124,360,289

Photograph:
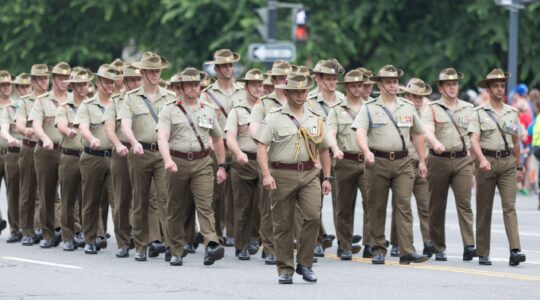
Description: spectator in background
512,84,533,118
530,89,540,115
517,101,532,195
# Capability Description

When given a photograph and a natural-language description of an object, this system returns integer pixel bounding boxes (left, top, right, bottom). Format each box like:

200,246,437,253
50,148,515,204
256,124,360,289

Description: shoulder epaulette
474,105,485,111
508,105,518,112
19,95,30,100
202,85,212,93
126,87,140,95
365,98,377,105
37,92,50,99
400,97,414,106
164,89,176,97
200,99,218,110
165,99,177,105
269,106,283,114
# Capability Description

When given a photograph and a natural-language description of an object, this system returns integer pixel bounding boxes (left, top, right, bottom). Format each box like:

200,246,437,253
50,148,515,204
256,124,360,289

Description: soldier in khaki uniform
111,58,126,96
255,73,332,284
75,64,119,254
262,72,274,96
56,69,92,251
224,68,264,260
352,65,429,265
16,64,49,245
389,78,434,258
422,68,477,261
30,62,72,248
357,68,376,103
327,69,368,260
248,60,294,265
104,63,141,258
119,52,176,261
469,69,526,266
157,67,227,266
201,49,246,246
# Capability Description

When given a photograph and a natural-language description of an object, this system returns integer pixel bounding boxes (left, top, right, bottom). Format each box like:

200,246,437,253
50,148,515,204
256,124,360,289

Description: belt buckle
150,143,157,151
297,162,304,172
389,152,396,161
187,152,194,161
450,151,456,159
358,153,364,162
495,150,502,158
104,150,110,157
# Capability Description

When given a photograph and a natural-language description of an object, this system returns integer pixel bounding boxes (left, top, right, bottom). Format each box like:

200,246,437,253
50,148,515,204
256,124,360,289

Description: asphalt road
1,186,539,299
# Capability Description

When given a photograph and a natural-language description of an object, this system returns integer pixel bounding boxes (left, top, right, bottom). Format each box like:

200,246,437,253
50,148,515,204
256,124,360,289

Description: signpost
248,42,296,62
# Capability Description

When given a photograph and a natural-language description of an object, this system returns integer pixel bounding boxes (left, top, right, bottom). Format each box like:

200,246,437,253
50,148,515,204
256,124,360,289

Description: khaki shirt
118,86,176,143
408,108,428,161
55,99,84,150
306,91,345,120
254,104,329,163
422,99,474,151
351,97,423,152
250,92,283,125
103,94,128,143
0,101,17,148
157,99,223,152
1,100,24,142
28,92,70,144
327,100,362,153
224,100,257,153
468,103,520,151
15,94,38,142
200,81,245,130
74,95,113,150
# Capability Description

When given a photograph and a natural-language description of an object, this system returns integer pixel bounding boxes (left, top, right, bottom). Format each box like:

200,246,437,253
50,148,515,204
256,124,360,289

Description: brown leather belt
343,152,364,162
140,141,159,152
62,147,82,157
37,140,60,150
7,147,20,154
371,149,408,161
84,147,112,158
270,161,315,171
245,152,257,160
429,149,467,159
170,149,209,160
22,139,37,147
482,149,511,159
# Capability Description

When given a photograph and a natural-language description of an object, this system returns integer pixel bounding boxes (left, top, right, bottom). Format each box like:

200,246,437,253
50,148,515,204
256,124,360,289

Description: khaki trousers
270,168,321,276
428,155,475,252
110,152,132,248
34,145,60,240
476,155,521,256
212,151,234,239
258,181,275,256
59,153,81,242
5,152,20,235
128,150,168,251
334,158,369,251
366,157,416,256
18,144,39,237
231,160,261,250
167,156,218,257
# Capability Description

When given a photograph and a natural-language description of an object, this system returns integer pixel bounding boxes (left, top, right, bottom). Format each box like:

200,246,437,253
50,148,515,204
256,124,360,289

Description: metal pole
507,6,519,99
268,0,277,43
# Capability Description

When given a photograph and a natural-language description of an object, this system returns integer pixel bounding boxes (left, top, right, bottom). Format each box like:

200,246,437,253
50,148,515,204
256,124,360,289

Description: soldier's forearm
15,118,27,135
212,136,226,163
105,121,122,147
319,148,331,177
256,142,270,177
412,134,426,161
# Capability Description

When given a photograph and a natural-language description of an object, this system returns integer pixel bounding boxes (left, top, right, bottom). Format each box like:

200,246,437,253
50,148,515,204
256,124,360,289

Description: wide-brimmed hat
337,69,365,85
433,68,464,84
65,69,94,83
132,52,169,70
291,65,311,76
236,68,264,82
356,67,375,84
111,58,125,73
312,59,345,75
50,62,71,76
96,64,123,81
204,49,241,65
123,64,141,77
399,78,432,96
11,73,32,85
268,60,296,76
30,64,51,77
263,72,273,86
200,71,214,87
275,73,314,90
0,70,12,84
177,67,203,82
477,69,511,88
369,65,404,81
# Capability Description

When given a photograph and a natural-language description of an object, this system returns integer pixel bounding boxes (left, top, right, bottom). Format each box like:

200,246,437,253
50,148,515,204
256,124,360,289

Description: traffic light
293,9,308,42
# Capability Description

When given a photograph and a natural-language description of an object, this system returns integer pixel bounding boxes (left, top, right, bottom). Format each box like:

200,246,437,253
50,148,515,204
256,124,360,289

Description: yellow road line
324,254,540,282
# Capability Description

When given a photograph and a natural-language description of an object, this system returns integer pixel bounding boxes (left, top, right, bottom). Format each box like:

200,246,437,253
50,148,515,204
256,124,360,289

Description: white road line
446,255,540,265
1,257,83,269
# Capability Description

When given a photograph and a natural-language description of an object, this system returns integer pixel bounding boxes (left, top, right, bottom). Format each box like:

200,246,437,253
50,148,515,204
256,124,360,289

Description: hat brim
203,53,241,65
337,79,364,85
65,74,95,83
369,69,404,81
97,74,122,81
236,77,264,83
275,77,314,90
432,72,464,84
398,85,433,96
132,57,169,70
477,72,511,88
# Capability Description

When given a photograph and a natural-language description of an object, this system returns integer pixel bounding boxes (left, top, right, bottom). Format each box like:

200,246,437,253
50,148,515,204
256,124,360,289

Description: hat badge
63,70,68,75
192,76,197,80
224,56,232,62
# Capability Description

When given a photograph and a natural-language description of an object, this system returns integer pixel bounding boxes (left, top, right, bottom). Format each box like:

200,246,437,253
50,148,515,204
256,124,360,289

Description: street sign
248,42,296,62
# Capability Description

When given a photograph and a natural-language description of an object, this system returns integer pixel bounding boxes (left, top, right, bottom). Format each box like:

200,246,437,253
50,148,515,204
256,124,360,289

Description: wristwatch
323,176,334,182
218,163,228,169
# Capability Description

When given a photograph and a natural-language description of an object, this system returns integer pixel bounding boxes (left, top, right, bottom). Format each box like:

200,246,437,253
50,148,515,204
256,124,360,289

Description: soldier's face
72,82,89,98
378,78,398,95
182,82,201,100
16,85,32,96
345,82,362,98
53,74,70,91
285,89,307,107
124,77,142,91
362,83,373,98
246,81,264,99
32,75,49,92
271,75,286,85
215,64,234,79
439,81,459,98
98,77,115,96
321,74,337,92
407,94,424,110
488,81,506,100
0,83,12,97
142,69,161,85
170,83,183,97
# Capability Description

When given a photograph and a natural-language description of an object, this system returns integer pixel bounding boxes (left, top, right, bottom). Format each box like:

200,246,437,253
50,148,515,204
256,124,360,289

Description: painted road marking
1,257,83,269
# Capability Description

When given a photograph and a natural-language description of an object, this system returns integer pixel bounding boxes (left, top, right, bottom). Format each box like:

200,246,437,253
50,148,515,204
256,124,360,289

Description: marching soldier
157,67,227,266
104,63,141,258
469,69,526,266
357,68,376,102
422,68,477,261
56,69,92,251
119,52,176,261
225,68,264,260
327,69,368,260
111,58,126,96
75,64,120,254
30,62,72,248
352,65,429,265
254,73,332,284
201,49,246,246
